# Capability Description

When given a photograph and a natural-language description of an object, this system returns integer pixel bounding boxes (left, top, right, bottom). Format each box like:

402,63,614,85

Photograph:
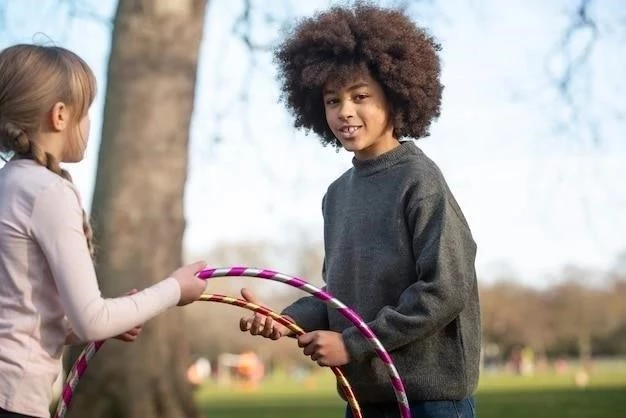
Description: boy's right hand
239,288,293,340
171,261,208,306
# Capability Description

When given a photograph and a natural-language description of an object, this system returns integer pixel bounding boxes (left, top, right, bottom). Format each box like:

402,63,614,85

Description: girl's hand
171,261,208,306
114,324,142,342
238,288,293,340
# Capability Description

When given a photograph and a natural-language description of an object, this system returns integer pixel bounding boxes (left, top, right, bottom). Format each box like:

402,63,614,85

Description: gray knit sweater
282,141,481,403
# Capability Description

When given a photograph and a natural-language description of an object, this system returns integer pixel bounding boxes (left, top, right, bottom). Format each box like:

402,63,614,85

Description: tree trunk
67,0,208,417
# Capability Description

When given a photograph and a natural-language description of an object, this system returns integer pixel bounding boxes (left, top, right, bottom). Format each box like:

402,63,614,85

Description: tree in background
480,281,555,356
0,0,624,415
65,1,209,417
548,268,606,362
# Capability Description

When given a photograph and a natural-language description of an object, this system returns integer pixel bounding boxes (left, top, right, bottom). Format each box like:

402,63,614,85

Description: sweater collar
352,141,418,176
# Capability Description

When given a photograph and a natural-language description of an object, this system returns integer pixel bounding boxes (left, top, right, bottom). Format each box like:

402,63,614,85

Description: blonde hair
0,44,97,256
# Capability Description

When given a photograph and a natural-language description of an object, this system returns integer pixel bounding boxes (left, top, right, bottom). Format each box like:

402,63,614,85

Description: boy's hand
239,288,293,340
114,289,143,342
297,331,350,367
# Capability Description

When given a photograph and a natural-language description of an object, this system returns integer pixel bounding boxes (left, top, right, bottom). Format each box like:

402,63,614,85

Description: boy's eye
324,98,339,105
354,94,369,101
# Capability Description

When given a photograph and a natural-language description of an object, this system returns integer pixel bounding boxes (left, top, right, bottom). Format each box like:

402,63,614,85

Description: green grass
196,363,626,417
476,364,626,418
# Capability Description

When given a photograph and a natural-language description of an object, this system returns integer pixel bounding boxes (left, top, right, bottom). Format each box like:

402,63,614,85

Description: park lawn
476,364,626,418
196,363,626,418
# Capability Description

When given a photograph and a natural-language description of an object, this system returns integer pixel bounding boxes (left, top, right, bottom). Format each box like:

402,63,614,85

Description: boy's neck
353,136,400,161
351,140,417,177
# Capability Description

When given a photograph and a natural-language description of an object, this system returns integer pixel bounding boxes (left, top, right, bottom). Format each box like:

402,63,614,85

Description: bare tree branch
545,0,625,145
545,0,598,142
552,0,598,101
232,0,277,52
0,0,112,45
53,0,112,43
206,0,296,184
59,0,112,25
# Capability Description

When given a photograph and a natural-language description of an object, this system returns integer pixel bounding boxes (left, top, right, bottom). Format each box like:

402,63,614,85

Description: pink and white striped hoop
199,294,362,418
197,267,411,418
55,293,364,418
56,266,411,418
54,340,103,418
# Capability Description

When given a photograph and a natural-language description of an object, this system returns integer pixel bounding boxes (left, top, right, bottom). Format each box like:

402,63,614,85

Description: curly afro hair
274,3,443,146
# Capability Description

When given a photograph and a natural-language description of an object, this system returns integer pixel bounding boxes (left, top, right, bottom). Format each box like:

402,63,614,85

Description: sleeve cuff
280,305,322,333
342,325,375,363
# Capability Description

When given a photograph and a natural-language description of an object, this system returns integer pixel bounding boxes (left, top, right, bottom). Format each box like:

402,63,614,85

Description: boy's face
322,71,398,160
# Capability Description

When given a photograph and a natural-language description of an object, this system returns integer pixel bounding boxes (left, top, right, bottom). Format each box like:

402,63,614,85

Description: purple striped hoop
55,293,365,418
54,340,104,418
199,294,362,418
197,267,411,418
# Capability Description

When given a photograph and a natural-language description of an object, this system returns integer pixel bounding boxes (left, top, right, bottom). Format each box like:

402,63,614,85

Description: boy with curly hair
240,3,480,417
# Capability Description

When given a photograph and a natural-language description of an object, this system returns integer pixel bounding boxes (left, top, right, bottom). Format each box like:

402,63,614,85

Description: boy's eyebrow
323,82,369,95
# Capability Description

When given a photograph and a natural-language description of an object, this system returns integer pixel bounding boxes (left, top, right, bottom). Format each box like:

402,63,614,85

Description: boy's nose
338,102,355,120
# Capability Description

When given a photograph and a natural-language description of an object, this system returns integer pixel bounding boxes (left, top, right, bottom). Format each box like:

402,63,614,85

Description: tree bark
67,0,208,417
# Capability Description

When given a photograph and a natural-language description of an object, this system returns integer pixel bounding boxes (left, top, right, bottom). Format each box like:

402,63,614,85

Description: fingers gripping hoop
198,267,411,418
200,294,362,418
57,267,411,418
55,295,362,418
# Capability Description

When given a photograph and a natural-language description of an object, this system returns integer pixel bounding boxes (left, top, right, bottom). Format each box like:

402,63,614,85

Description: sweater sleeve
342,191,477,362
281,259,329,332
30,180,181,342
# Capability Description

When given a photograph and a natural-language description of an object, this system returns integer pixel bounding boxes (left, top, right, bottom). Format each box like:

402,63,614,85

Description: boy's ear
49,102,68,132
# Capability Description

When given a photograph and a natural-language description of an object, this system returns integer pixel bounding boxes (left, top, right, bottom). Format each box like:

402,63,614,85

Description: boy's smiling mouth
338,125,362,138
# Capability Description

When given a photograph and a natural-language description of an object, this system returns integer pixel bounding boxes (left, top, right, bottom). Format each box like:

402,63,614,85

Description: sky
1,0,624,287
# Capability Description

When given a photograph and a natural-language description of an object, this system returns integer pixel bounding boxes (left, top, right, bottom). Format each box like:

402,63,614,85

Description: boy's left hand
297,331,350,367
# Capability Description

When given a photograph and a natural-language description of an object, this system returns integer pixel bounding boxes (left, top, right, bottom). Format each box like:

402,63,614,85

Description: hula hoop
197,267,411,418
54,294,363,418
199,294,362,418
54,340,103,418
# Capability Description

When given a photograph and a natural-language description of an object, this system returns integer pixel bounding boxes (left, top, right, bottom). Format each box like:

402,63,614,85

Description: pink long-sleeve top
0,159,181,417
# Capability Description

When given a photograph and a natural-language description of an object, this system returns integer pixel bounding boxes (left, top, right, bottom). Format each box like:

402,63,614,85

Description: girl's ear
49,102,68,132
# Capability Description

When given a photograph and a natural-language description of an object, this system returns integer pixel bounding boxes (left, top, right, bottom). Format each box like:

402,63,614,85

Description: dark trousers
345,396,476,418
0,408,36,418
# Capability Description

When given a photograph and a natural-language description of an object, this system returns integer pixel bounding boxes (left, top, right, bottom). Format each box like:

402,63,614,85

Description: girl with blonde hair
0,44,207,418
